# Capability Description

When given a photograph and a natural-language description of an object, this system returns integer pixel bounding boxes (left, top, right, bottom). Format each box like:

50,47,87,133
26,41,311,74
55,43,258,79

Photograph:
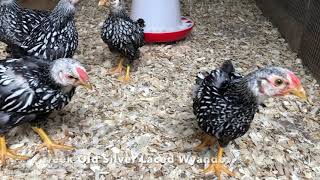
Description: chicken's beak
289,85,307,101
79,81,93,90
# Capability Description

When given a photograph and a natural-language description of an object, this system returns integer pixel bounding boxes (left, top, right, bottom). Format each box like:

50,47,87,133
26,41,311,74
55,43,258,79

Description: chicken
10,0,79,61
0,57,92,166
0,0,50,54
193,61,307,179
100,0,145,82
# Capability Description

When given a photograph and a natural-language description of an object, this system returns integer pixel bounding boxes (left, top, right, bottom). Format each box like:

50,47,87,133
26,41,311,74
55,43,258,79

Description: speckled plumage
0,57,75,135
193,61,299,147
0,0,49,52
193,61,258,147
101,0,144,65
10,0,78,61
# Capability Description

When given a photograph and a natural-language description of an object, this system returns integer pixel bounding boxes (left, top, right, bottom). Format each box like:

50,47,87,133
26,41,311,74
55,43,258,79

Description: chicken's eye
67,75,74,79
67,75,79,80
275,79,283,86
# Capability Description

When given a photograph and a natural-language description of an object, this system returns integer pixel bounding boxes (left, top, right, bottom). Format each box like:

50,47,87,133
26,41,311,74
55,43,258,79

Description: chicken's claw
110,66,123,74
32,127,74,155
109,57,124,75
118,75,130,83
118,65,131,83
203,163,235,180
0,136,29,166
203,146,235,180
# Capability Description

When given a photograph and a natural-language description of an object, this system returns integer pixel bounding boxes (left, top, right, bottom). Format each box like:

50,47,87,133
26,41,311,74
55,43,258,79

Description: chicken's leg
194,134,216,151
203,145,235,180
0,136,29,166
110,57,124,74
118,65,131,83
32,127,74,154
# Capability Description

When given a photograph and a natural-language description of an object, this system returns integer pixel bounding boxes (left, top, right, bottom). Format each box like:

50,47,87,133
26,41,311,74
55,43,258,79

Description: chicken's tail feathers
195,71,209,85
220,60,235,74
137,18,145,28
192,71,209,100
220,60,243,80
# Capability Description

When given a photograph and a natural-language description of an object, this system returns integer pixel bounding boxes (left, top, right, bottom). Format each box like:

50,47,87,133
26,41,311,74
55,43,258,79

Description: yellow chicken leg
110,57,124,74
204,146,235,180
32,127,74,155
194,134,216,151
0,136,29,166
118,65,131,83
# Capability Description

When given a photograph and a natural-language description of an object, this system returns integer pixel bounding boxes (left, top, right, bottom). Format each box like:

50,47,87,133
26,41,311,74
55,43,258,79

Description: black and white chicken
193,61,307,179
10,0,79,61
0,0,49,54
0,56,91,165
100,0,145,82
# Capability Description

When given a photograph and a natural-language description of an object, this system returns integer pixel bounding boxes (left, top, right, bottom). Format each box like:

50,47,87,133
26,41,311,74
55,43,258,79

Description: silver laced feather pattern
10,0,78,61
0,57,75,134
101,1,144,64
193,61,258,147
0,0,49,52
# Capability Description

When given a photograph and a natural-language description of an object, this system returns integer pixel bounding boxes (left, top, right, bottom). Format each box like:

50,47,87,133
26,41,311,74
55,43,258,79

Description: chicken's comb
76,67,89,82
288,71,301,86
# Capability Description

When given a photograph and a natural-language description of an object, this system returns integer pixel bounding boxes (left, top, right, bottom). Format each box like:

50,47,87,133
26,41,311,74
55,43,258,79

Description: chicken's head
51,58,92,90
250,67,307,101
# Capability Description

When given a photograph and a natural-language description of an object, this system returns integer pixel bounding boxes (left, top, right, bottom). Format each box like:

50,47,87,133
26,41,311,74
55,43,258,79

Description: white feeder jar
131,0,194,42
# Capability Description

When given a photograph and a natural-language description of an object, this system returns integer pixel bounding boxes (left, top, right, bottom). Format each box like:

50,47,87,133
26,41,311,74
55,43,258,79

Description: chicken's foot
0,136,29,166
118,65,131,83
203,146,235,180
32,127,74,155
110,57,124,74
